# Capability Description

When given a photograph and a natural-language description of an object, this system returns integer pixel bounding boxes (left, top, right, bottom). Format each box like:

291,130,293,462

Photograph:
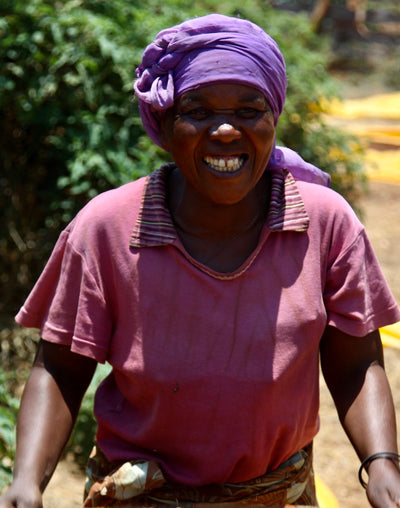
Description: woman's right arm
0,339,97,508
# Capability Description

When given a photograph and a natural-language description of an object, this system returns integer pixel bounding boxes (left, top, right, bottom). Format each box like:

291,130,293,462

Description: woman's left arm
320,326,400,507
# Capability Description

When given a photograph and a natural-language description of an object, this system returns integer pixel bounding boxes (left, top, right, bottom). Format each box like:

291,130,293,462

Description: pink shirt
16,165,400,485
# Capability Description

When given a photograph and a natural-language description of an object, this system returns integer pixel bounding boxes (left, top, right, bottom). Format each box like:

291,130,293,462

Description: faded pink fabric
16,167,400,486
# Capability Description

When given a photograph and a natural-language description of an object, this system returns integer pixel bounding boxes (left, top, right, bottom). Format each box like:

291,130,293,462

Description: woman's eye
182,108,212,120
177,106,267,121
235,107,262,119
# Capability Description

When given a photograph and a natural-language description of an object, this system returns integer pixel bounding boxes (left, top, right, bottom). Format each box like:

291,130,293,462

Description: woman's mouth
203,155,246,172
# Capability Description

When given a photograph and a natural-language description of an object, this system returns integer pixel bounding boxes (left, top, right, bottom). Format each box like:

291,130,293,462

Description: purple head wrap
134,14,330,187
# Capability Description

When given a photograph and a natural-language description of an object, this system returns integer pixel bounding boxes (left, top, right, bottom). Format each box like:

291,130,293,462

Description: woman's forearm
12,363,78,492
339,362,397,459
0,340,97,508
321,328,397,459
321,327,400,506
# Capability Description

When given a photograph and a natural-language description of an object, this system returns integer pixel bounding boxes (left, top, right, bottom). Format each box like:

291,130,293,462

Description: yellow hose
381,323,400,350
315,474,340,508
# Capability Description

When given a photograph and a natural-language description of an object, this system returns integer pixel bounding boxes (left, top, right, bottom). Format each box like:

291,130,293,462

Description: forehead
177,83,267,106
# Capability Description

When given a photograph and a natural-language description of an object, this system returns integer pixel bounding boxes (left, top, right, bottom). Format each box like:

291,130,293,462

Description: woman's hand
0,482,42,508
366,459,400,507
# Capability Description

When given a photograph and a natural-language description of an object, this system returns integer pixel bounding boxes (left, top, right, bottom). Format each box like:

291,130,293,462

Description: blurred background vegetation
1,0,399,491
0,0,367,321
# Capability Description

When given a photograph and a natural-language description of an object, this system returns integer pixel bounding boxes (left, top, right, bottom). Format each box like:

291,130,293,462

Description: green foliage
384,48,400,90
1,0,366,314
0,0,168,316
0,370,18,492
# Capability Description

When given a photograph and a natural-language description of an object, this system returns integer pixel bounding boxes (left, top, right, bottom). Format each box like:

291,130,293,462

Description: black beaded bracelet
358,451,400,489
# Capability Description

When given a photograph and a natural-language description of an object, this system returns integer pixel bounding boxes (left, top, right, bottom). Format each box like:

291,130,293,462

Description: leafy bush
0,370,18,492
384,48,400,89
0,0,166,317
0,0,366,317
0,0,368,313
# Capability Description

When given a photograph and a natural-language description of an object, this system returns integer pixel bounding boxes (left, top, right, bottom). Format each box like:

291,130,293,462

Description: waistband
83,443,317,507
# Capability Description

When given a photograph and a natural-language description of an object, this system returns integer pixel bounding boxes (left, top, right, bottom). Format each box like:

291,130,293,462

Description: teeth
203,155,244,172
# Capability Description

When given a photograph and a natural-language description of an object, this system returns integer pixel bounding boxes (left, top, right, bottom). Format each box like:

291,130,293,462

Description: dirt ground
40,184,400,508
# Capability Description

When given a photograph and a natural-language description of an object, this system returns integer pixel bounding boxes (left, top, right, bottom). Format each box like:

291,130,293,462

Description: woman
1,13,400,508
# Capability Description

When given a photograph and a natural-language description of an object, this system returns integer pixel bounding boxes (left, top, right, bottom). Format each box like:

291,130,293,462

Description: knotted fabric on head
134,14,330,187
134,14,286,145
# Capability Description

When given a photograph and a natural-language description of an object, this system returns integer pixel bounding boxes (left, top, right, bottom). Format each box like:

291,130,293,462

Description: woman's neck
168,168,270,240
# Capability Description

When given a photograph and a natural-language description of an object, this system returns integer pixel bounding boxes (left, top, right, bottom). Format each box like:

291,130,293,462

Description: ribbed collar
130,164,309,248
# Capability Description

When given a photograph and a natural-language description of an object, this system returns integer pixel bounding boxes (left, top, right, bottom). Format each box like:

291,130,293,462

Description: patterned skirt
83,443,318,507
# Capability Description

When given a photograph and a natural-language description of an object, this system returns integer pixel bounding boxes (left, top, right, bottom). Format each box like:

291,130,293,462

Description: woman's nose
209,122,241,142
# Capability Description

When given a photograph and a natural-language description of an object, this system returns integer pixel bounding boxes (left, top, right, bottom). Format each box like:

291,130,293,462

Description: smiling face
161,83,276,206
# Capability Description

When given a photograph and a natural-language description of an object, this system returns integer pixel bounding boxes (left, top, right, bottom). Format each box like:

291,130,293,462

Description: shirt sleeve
15,224,112,363
324,227,400,337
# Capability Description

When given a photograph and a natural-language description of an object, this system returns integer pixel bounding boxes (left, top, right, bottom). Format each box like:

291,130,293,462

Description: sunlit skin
160,83,276,241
